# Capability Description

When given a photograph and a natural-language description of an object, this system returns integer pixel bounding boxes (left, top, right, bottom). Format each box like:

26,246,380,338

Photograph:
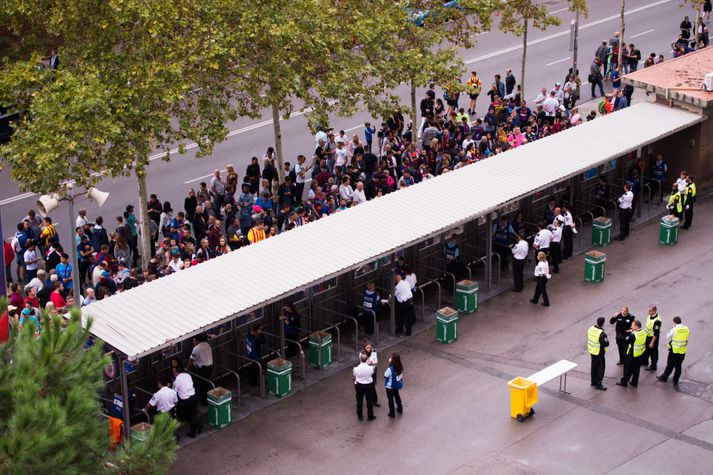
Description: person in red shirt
49,281,67,312
23,287,40,310
4,240,14,284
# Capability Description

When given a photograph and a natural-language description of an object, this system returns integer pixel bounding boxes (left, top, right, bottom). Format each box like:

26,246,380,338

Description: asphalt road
0,0,694,247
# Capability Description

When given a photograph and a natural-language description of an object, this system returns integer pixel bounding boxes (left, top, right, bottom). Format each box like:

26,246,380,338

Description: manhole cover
675,381,704,396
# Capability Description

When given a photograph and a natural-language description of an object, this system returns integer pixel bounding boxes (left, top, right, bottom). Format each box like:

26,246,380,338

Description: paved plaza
173,196,713,474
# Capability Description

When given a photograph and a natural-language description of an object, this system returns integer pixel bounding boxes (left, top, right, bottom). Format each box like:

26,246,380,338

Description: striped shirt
247,228,266,244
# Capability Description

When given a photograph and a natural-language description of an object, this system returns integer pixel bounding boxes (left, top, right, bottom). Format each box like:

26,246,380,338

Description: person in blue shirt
282,304,301,357
493,217,514,271
651,154,668,205
55,253,73,291
361,282,380,336
444,235,465,280
364,122,375,151
245,324,265,386
611,66,621,89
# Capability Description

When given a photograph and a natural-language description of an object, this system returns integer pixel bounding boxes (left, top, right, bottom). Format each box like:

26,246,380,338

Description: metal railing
213,363,241,408
221,349,266,399
260,330,306,380
354,304,380,345
313,306,358,353
414,281,438,322
420,264,456,303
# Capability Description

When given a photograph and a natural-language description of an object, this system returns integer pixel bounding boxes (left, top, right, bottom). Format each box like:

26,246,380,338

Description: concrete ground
172,195,713,474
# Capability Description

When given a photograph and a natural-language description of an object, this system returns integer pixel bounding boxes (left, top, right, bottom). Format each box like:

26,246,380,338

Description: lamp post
37,185,109,307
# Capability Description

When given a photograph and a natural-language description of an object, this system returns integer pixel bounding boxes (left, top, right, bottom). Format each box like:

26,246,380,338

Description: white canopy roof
81,102,703,360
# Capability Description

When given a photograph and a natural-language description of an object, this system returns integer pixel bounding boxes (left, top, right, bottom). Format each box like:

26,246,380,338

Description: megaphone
37,193,61,217
86,187,109,207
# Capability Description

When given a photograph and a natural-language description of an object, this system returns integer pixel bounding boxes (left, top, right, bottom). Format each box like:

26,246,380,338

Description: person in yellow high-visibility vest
657,316,690,385
681,175,696,229
643,304,662,371
617,319,646,388
667,184,683,219
587,317,610,390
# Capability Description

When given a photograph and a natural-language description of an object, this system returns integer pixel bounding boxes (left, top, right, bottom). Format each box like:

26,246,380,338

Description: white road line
184,169,226,185
0,0,674,205
631,29,655,38
546,56,571,66
549,7,569,15
464,0,673,65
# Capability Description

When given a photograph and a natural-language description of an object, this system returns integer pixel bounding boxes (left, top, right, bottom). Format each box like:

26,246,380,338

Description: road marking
464,0,673,65
546,56,571,66
185,169,226,185
549,7,569,15
0,0,674,206
631,29,655,38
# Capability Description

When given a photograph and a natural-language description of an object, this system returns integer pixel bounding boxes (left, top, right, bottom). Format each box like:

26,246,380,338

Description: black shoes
388,413,395,418
373,403,381,407
645,366,656,371
616,381,627,387
397,407,403,414
367,416,376,421
541,303,550,307
616,361,623,366
530,299,537,304
656,375,667,382
595,385,607,391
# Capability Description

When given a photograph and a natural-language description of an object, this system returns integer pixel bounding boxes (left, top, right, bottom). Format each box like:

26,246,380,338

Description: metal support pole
119,358,132,444
389,256,396,337
485,214,493,292
66,192,82,306
278,303,285,361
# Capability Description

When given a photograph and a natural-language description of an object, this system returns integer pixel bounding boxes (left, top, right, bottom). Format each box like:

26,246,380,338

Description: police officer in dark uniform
361,282,380,335
610,306,635,365
493,217,512,271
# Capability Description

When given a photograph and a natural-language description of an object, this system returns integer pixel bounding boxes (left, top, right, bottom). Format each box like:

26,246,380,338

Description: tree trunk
136,171,152,270
410,79,417,143
572,11,579,76
618,0,625,72
271,101,285,183
521,19,528,102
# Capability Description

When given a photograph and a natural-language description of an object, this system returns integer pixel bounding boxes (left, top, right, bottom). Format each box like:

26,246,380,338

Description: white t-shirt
534,229,553,249
190,341,213,367
295,163,306,184
149,386,177,412
534,261,551,278
352,188,367,205
339,184,354,201
353,362,374,384
336,148,349,167
173,372,196,400
23,249,39,270
543,97,560,117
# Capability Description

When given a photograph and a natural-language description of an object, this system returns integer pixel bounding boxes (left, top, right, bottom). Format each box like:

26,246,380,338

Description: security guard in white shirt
561,205,576,259
617,183,634,241
146,377,178,416
549,220,563,274
533,222,553,258
361,341,380,407
173,367,203,437
394,273,414,336
353,352,376,421
511,233,529,292
530,251,551,306
186,334,214,404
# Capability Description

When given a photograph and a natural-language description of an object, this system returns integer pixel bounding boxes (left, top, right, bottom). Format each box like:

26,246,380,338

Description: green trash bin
659,215,679,246
309,331,332,369
267,358,293,397
592,216,612,247
584,250,606,283
207,387,232,429
130,422,152,443
436,307,459,344
455,280,478,314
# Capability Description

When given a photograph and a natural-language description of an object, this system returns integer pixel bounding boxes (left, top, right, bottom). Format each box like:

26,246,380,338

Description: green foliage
497,0,561,35
0,300,177,474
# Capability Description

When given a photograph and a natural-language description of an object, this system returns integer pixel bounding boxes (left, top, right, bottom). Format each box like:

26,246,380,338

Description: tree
367,0,497,139
0,300,178,474
618,0,626,71
497,0,561,101
0,0,255,268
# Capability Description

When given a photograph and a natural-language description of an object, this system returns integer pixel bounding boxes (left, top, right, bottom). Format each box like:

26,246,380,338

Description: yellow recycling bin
507,377,538,422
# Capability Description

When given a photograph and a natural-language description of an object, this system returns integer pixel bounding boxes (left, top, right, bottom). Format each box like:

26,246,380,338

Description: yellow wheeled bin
507,377,538,422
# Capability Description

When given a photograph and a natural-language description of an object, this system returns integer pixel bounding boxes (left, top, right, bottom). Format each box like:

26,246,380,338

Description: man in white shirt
533,223,553,257
561,205,576,260
511,233,529,292
617,183,634,241
352,181,367,205
675,171,687,193
394,273,414,336
335,141,349,174
23,240,41,280
186,334,213,404
542,91,560,123
146,377,177,415
534,87,548,106
549,220,563,274
339,176,354,202
353,352,376,421
551,82,564,103
76,208,89,228
173,367,203,437
294,154,310,205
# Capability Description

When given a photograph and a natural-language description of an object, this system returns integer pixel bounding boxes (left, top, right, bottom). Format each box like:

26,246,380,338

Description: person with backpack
384,352,404,418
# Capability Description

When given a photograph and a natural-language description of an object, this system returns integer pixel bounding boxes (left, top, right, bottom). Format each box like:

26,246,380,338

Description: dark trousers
562,226,573,259
386,388,402,416
370,368,379,403
615,336,628,364
660,351,685,383
355,383,374,419
531,276,549,305
682,204,693,228
643,337,658,369
621,355,642,385
295,182,305,204
395,299,414,335
549,242,561,273
177,395,202,436
618,208,631,240
591,79,605,97
193,365,213,403
591,354,606,386
512,258,525,291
